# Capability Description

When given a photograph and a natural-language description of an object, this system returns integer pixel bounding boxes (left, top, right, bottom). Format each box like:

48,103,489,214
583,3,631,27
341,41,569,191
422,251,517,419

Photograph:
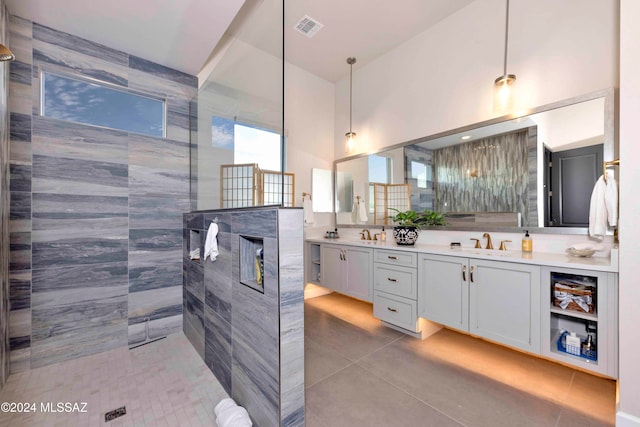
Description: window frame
39,66,168,138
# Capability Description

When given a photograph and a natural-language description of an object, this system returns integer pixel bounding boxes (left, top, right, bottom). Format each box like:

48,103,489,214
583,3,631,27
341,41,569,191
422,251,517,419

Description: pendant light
0,44,15,62
493,0,515,113
345,57,357,152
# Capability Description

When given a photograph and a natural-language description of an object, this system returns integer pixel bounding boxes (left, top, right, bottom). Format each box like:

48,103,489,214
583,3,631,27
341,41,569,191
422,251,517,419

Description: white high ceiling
5,0,476,82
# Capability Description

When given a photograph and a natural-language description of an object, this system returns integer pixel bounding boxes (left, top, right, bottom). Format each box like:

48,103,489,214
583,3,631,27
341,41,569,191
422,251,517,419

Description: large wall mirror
335,89,615,234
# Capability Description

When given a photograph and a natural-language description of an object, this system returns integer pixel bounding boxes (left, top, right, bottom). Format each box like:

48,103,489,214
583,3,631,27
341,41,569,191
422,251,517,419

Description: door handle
387,277,398,282
387,307,398,313
470,265,475,283
387,255,398,260
462,264,467,281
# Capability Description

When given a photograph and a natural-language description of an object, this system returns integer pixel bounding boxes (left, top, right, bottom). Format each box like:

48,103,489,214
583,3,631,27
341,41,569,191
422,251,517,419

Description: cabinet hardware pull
462,264,467,281
387,277,398,282
387,307,398,312
387,256,398,260
470,266,475,283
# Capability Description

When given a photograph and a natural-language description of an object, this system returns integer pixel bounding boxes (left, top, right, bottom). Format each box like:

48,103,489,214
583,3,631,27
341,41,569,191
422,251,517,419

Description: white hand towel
214,398,237,417
358,200,368,223
216,406,252,427
604,172,618,226
303,197,314,225
204,222,219,262
588,175,607,240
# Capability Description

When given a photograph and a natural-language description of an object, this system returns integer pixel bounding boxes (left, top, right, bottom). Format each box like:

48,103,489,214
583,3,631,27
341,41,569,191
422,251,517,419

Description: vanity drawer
374,264,417,299
374,291,419,332
374,249,417,268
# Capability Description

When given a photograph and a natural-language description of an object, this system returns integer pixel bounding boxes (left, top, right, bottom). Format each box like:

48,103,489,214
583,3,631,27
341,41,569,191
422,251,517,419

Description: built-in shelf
189,229,201,261
240,236,264,293
549,307,597,322
307,243,322,285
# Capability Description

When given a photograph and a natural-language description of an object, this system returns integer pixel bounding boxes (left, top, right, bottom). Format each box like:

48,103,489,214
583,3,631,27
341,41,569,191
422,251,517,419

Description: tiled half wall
183,207,305,427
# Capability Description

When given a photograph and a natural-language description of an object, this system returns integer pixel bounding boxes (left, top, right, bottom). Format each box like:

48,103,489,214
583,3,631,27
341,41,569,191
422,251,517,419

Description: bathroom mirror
334,89,615,233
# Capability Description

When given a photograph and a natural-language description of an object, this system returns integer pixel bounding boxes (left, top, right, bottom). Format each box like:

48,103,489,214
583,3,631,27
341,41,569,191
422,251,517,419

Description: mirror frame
333,88,616,234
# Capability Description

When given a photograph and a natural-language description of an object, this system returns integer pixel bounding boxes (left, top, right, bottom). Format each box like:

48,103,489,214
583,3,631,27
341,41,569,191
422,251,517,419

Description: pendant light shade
0,44,15,62
493,0,515,113
345,57,356,152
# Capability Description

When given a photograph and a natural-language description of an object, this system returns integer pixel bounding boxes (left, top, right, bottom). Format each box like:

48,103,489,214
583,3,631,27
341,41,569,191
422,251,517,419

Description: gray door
549,144,603,227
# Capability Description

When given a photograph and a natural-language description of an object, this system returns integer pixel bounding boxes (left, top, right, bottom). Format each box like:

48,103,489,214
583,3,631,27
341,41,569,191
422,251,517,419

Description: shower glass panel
189,0,285,210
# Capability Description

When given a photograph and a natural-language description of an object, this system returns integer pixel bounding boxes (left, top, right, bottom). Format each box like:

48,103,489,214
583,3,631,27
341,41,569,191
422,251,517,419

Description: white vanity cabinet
419,254,541,354
541,266,618,377
321,244,373,302
417,254,468,331
373,249,420,333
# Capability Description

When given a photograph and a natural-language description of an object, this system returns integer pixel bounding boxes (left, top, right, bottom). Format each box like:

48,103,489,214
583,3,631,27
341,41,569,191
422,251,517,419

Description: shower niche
240,236,264,293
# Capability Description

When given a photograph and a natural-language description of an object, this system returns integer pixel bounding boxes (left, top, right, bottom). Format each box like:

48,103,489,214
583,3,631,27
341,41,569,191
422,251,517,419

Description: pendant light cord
349,59,353,133
346,57,356,136
503,0,510,76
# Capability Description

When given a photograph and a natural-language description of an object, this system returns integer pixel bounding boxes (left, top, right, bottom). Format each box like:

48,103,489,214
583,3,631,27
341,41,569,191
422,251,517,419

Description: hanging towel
303,197,315,225
605,172,618,227
204,222,219,262
358,200,368,223
588,172,618,240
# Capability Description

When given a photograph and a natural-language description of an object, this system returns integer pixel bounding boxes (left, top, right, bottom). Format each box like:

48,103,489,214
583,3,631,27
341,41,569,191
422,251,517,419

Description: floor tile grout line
354,360,469,427
554,370,576,427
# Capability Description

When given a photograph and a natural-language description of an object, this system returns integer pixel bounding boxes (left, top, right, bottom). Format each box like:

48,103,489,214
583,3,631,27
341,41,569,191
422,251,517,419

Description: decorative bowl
566,248,596,258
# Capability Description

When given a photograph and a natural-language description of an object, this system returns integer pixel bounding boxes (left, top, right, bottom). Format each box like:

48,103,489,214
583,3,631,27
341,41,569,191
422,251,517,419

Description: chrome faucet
483,232,493,250
361,229,372,240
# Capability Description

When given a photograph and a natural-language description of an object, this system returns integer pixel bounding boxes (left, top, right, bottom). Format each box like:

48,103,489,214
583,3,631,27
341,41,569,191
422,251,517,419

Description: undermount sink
457,248,516,258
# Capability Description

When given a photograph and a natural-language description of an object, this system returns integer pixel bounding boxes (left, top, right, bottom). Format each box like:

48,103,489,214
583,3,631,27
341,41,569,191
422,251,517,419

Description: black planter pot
392,226,419,245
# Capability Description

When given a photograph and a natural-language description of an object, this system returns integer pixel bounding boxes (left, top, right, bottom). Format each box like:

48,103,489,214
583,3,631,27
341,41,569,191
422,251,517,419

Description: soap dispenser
380,226,386,242
522,230,532,253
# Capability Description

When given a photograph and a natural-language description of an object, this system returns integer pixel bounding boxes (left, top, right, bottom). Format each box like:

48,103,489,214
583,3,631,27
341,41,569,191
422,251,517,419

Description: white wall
334,0,617,158
284,62,335,229
618,1,640,424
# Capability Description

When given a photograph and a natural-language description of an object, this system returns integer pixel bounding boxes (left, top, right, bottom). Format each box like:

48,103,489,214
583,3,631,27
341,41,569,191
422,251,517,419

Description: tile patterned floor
0,292,617,427
0,334,227,427
304,292,617,427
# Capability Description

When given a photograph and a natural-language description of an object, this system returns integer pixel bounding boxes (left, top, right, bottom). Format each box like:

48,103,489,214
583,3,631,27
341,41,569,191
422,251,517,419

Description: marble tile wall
184,207,305,427
7,17,196,371
1,1,11,389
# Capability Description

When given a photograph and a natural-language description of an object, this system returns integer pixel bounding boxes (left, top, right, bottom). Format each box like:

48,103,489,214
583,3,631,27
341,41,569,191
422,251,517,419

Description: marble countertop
306,238,618,273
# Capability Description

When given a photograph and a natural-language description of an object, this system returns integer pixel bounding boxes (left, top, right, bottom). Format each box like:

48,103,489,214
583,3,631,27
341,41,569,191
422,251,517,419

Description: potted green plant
416,210,446,227
388,208,421,245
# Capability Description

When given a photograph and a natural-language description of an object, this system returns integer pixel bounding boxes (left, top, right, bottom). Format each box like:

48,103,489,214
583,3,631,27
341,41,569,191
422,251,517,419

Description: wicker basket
553,281,595,313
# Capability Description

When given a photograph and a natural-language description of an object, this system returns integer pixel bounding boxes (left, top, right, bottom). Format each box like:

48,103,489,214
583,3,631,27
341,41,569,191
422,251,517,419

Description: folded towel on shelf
303,197,315,225
589,172,618,240
357,200,368,223
204,222,219,262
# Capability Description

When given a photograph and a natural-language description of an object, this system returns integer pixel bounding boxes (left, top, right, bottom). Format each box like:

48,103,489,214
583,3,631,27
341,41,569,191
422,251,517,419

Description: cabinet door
469,259,540,353
418,254,469,332
344,247,373,302
321,245,346,293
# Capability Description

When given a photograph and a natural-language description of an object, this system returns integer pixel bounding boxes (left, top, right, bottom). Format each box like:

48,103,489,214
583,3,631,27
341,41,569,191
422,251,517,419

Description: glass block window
41,70,166,137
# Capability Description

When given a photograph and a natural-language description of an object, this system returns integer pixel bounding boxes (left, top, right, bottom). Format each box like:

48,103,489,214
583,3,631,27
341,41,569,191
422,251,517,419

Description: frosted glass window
41,71,165,137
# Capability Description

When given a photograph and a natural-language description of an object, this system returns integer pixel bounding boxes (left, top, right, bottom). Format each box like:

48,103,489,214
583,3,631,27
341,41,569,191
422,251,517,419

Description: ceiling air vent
294,15,324,38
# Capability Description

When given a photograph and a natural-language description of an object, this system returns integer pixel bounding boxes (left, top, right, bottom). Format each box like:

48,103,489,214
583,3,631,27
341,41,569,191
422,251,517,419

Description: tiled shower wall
0,1,11,388
7,16,196,371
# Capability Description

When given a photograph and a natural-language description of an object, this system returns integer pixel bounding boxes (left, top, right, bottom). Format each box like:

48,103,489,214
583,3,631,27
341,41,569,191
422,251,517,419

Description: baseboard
617,411,640,427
